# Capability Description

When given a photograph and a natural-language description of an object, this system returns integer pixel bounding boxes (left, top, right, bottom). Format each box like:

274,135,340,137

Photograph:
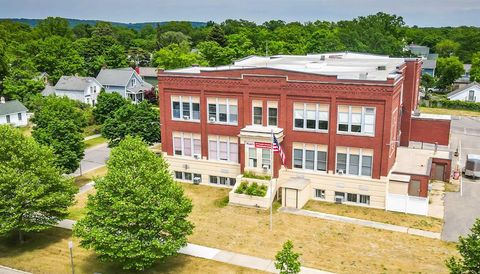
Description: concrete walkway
55,219,331,274
78,181,95,195
0,266,30,274
84,134,101,141
280,208,441,239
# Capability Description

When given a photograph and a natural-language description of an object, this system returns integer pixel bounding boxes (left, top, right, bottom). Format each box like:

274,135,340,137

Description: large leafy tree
435,39,460,57
1,59,44,101
436,56,465,89
275,240,301,274
470,52,480,82
102,101,160,146
152,41,206,69
32,96,87,173
306,29,345,54
157,31,190,48
207,25,227,47
446,218,480,273
93,91,128,124
34,17,73,39
73,136,193,270
0,125,76,243
197,41,235,66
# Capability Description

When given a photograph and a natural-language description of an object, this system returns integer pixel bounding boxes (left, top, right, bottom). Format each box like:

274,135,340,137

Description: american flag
273,135,286,165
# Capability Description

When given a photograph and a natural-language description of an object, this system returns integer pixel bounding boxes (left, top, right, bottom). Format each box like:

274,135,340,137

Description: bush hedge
428,99,480,111
235,181,268,197
243,171,271,180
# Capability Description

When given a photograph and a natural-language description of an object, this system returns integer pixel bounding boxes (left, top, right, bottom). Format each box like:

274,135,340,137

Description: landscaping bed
229,176,275,209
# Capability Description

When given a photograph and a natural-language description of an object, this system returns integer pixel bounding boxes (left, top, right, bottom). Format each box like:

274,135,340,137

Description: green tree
208,25,227,47
34,17,73,39
0,125,76,243
1,61,44,101
93,91,128,124
421,73,436,91
435,39,460,57
73,136,193,270
306,29,345,53
226,33,256,58
104,44,129,68
197,41,234,66
152,41,206,69
102,101,160,146
275,240,301,274
158,31,190,48
0,40,7,87
32,96,87,173
446,218,480,273
436,56,465,89
470,52,480,82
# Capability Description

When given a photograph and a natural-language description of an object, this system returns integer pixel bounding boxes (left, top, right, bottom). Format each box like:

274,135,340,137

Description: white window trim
292,144,328,174
173,132,200,158
293,103,329,133
313,189,326,200
208,136,238,163
252,105,263,126
337,106,376,137
171,96,200,122
208,98,238,126
267,106,278,127
335,147,373,178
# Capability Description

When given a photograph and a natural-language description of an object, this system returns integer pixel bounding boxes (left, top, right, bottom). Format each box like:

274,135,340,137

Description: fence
386,193,429,216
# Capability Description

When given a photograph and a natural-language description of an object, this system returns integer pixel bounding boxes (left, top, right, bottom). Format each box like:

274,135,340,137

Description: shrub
243,171,271,180
235,181,248,194
235,181,267,197
429,99,480,111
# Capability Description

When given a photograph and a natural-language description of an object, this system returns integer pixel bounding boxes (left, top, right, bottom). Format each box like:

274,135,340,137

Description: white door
284,188,298,208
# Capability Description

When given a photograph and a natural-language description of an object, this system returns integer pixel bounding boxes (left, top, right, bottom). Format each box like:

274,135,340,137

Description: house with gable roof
96,67,153,103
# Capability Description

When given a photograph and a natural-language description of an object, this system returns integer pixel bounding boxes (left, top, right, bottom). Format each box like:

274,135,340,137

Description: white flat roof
165,52,407,81
414,113,451,121
393,147,450,176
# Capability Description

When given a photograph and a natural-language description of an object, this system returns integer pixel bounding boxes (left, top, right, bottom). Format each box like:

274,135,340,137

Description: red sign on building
255,142,272,149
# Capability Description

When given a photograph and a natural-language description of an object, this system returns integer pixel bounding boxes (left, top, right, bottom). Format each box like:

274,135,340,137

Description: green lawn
84,136,107,148
73,166,107,188
420,107,480,117
0,228,263,274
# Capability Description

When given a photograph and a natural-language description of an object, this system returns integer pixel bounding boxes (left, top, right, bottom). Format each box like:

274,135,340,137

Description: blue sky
0,0,479,27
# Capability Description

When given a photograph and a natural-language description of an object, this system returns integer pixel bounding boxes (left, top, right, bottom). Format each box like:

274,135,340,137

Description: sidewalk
55,219,332,274
0,265,30,274
84,134,101,141
280,208,441,239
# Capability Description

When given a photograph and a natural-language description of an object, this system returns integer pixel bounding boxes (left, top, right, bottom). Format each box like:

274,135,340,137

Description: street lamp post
68,241,74,274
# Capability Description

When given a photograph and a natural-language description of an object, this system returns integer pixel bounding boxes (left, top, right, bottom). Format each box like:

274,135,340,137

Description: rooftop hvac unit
209,117,216,122
377,65,387,71
193,177,201,185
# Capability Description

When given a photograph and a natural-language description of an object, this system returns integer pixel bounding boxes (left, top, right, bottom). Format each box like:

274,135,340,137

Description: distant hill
2,18,207,31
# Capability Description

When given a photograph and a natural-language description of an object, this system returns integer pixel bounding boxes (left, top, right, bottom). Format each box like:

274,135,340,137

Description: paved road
442,181,480,241
70,143,110,176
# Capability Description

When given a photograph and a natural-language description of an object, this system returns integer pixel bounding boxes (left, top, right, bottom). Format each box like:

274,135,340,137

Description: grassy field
18,125,32,136
181,183,456,274
68,188,95,220
0,228,263,274
420,106,480,117
303,200,443,232
84,136,107,148
73,166,107,188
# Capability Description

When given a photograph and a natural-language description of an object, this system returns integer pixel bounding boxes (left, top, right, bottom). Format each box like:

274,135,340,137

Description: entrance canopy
239,125,284,144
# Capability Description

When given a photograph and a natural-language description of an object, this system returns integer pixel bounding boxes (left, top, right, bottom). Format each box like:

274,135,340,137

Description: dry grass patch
445,182,460,192
303,200,443,232
420,107,480,117
182,183,456,274
68,188,96,220
73,166,107,188
0,228,263,274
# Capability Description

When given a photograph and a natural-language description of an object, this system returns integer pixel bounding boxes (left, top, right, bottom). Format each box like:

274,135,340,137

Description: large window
314,189,326,199
208,98,238,125
249,148,257,167
268,107,278,126
293,103,329,131
172,132,201,157
292,144,327,172
337,106,375,135
208,136,238,163
171,96,200,121
336,147,373,177
174,171,201,182
261,149,271,169
209,175,236,186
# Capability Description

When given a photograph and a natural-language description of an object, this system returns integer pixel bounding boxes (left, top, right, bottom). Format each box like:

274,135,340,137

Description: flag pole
270,129,274,231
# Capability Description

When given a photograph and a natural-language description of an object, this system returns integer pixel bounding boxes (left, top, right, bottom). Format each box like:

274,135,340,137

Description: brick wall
410,118,451,146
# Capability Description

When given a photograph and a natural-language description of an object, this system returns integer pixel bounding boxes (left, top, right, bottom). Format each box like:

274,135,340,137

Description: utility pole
270,129,274,231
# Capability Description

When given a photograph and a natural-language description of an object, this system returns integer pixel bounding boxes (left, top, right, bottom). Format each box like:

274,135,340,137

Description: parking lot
442,115,480,241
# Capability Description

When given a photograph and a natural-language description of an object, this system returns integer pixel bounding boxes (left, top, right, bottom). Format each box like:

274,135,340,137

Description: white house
0,97,28,127
448,82,480,102
96,67,153,103
52,76,103,106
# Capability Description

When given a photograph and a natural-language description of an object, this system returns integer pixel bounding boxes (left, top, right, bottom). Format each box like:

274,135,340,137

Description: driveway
442,181,480,241
70,143,110,176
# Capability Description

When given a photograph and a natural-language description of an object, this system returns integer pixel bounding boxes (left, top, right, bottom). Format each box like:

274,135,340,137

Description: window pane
338,112,349,123
18,113,22,120
183,137,192,156
229,178,236,186
174,137,182,155
208,104,217,120
253,107,262,125
175,171,183,179
315,189,325,199
293,149,303,168
249,148,257,167
172,102,180,118
262,149,271,168
219,141,228,160
306,110,316,129
361,155,372,176
360,195,370,204
349,154,360,175
305,150,314,170
220,177,227,185
210,176,218,184
336,153,347,172
219,104,227,122
209,140,217,160
193,139,201,155
229,105,238,124
192,103,200,120
184,172,192,181
351,113,362,124
268,108,277,126
229,143,238,163
182,102,190,118
294,109,304,128
295,118,304,128
317,151,327,171
347,193,358,203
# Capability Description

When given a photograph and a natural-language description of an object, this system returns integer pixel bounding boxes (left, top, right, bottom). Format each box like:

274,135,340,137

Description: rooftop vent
377,65,387,71
359,73,368,80
0,97,4,104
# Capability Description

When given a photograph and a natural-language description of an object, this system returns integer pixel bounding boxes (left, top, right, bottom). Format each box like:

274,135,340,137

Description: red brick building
158,53,451,214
